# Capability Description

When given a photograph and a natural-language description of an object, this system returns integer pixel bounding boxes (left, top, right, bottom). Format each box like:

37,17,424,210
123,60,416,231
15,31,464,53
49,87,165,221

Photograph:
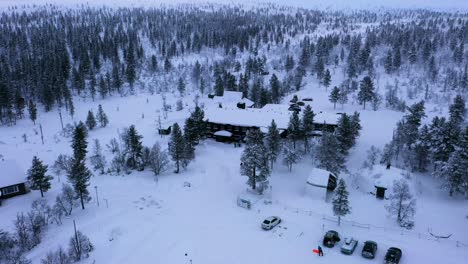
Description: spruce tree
329,86,340,109
214,76,224,96
96,104,108,127
68,122,92,210
270,74,281,104
332,179,351,226
178,77,186,95
123,125,144,170
436,149,467,197
301,105,315,153
168,123,185,173
287,111,302,149
316,132,345,175
358,76,375,109
282,140,300,172
27,156,53,197
240,129,270,192
335,113,355,156
449,95,466,127
85,110,96,130
264,120,281,169
323,69,331,90
28,99,37,125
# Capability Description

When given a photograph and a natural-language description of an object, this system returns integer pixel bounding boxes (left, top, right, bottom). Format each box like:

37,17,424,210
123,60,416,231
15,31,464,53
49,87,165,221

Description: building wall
0,183,28,199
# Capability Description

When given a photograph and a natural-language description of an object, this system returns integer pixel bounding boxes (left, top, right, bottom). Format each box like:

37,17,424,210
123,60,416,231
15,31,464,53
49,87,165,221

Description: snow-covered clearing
1,73,467,263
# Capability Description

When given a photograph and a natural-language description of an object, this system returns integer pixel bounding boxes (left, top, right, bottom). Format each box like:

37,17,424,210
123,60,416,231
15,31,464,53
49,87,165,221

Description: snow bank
0,159,26,187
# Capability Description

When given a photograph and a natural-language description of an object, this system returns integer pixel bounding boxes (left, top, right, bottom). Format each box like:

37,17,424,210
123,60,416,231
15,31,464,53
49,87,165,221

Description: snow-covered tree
385,179,416,229
362,146,381,169
27,156,53,197
329,86,340,109
264,120,281,169
90,139,106,174
435,149,467,197
68,122,92,210
287,111,302,149
240,129,270,192
358,76,375,109
301,105,315,153
332,179,351,226
149,142,170,176
54,184,77,216
282,141,300,172
121,125,144,170
168,123,185,173
316,132,346,175
68,231,94,262
28,99,37,125
85,110,96,130
448,95,466,127
96,104,108,128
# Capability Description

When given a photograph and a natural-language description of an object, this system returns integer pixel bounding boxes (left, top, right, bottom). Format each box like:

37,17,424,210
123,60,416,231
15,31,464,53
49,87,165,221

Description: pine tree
384,50,393,74
264,120,281,169
28,99,37,125
68,122,91,210
316,132,345,175
403,101,426,149
287,111,302,149
329,86,340,109
358,76,375,109
335,113,355,156
448,95,466,127
323,69,331,90
435,149,467,197
90,139,106,174
240,129,270,192
214,75,224,96
123,125,144,170
164,57,172,72
301,105,315,153
85,110,96,130
270,74,281,104
332,179,351,226
385,179,416,228
27,156,53,197
168,123,185,173
96,104,108,127
178,77,186,95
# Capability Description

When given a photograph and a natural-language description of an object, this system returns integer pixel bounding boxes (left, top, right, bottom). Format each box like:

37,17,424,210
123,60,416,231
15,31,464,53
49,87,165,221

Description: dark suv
385,247,402,264
322,230,341,248
361,241,378,259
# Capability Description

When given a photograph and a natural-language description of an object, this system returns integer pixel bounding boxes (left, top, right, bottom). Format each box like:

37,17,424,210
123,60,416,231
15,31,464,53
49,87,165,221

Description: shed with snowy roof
0,159,29,202
305,168,338,201
371,165,406,199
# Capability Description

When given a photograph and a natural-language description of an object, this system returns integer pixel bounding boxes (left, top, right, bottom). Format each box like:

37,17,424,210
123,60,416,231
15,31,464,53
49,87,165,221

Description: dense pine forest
0,4,466,126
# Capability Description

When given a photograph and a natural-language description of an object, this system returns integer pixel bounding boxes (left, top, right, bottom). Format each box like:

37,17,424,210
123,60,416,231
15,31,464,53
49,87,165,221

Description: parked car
340,237,358,255
361,241,378,259
385,247,402,264
261,216,281,230
323,230,341,248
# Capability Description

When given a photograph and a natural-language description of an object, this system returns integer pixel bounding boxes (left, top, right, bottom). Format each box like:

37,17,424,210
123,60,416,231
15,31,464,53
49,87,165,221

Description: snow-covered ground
1,70,467,263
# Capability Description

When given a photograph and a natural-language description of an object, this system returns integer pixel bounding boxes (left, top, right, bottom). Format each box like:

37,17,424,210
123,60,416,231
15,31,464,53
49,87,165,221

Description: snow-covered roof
0,159,26,187
205,106,292,130
372,165,406,189
211,91,255,108
306,168,336,188
214,130,232,137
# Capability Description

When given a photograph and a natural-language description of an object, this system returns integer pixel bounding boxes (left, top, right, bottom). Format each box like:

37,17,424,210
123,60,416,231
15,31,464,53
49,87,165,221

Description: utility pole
94,186,100,207
39,124,44,145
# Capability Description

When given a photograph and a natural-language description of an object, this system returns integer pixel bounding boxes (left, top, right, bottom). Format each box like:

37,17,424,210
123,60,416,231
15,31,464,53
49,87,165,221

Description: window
1,185,19,195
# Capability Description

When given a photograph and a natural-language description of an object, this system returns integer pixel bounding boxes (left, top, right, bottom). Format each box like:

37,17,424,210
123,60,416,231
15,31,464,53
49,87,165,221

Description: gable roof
0,159,27,187
306,168,336,188
211,91,255,108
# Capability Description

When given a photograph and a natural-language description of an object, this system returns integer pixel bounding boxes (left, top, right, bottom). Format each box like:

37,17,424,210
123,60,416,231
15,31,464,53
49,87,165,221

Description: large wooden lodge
203,99,341,142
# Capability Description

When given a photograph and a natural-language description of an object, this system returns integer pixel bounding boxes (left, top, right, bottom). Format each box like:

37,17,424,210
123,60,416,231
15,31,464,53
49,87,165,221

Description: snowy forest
0,2,467,264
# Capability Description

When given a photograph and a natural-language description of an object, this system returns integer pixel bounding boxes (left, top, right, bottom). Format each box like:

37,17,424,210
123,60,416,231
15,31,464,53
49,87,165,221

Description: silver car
341,237,358,255
261,216,281,230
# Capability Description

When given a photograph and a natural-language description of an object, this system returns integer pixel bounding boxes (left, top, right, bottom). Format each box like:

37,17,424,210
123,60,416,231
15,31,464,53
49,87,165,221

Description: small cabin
306,168,337,201
371,165,408,199
0,160,29,204
158,126,172,135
